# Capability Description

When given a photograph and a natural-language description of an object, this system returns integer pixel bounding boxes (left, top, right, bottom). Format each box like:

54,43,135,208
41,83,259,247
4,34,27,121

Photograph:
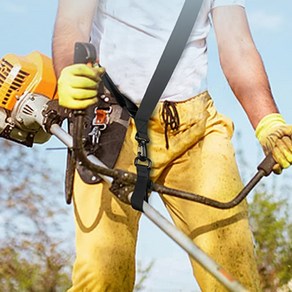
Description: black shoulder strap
101,71,139,117
131,0,204,211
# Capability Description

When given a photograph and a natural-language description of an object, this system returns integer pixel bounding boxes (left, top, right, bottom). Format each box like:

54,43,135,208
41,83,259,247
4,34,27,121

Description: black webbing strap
131,0,204,211
101,71,139,118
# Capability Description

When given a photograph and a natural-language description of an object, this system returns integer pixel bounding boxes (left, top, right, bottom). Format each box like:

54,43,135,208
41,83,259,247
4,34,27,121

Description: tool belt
77,82,130,183
65,81,130,203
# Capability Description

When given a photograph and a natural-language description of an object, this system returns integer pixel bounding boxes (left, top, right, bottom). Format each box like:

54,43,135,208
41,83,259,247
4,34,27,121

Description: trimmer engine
0,51,57,146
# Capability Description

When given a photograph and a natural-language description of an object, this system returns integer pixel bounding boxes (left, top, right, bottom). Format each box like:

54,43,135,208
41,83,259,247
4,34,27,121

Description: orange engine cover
0,51,57,111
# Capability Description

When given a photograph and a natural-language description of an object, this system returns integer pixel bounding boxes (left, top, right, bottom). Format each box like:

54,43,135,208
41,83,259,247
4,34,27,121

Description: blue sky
1,1,292,291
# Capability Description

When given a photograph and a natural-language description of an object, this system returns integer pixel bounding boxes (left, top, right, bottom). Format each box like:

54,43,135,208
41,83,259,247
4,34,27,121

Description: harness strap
131,0,204,211
101,71,138,118
131,164,151,210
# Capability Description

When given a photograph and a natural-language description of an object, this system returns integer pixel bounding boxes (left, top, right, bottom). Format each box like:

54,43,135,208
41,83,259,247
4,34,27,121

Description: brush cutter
0,49,277,291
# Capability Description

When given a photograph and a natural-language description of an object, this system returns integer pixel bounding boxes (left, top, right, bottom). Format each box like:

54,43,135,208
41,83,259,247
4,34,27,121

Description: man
53,0,292,291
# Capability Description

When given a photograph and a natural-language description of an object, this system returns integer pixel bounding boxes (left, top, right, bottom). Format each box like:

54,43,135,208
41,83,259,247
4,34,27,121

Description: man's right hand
58,64,105,109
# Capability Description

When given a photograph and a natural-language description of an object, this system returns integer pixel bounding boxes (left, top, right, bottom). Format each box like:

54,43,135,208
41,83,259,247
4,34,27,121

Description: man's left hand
256,113,292,174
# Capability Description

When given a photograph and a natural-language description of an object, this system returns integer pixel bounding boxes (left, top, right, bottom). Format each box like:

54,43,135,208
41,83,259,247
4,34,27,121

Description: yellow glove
58,64,105,109
256,113,292,174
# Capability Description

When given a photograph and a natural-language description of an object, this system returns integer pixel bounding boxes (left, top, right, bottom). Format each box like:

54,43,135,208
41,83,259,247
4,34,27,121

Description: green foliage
0,243,71,291
134,260,155,291
236,133,292,290
249,188,292,290
0,140,73,291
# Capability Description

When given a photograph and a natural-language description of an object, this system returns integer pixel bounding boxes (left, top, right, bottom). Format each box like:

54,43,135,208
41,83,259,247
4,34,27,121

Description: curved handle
74,42,97,65
257,152,276,176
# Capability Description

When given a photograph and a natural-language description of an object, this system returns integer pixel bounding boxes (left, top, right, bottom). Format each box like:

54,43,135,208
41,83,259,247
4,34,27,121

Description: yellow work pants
69,91,261,291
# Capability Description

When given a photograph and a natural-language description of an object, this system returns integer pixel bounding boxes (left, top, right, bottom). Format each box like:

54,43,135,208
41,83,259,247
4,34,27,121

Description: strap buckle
135,134,151,167
89,106,112,145
93,106,112,127
134,156,152,168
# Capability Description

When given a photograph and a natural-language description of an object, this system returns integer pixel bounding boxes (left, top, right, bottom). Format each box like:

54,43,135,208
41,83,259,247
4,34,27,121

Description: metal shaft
142,201,249,292
49,123,248,291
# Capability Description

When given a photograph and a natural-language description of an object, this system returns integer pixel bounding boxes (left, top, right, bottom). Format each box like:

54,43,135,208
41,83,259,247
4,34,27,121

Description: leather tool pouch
65,82,130,203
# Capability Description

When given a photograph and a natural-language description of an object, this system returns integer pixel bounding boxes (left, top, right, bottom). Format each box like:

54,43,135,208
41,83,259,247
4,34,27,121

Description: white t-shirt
91,0,245,104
